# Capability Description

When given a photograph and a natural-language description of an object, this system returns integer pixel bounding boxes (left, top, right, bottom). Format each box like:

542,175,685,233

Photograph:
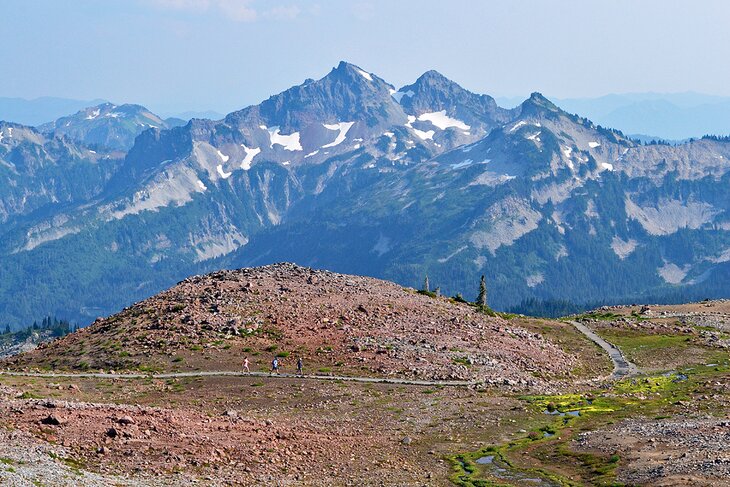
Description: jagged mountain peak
412,69,453,85
225,61,397,129
395,70,514,141
398,69,476,104
519,92,562,117
329,61,385,84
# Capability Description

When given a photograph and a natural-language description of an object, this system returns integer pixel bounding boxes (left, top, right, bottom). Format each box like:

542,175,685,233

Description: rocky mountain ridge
0,61,728,326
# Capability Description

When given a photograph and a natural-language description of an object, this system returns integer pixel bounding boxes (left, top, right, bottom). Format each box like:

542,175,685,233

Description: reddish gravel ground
5,263,577,390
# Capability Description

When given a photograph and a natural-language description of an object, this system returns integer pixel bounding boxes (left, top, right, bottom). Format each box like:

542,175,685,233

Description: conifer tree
423,275,430,293
476,275,487,308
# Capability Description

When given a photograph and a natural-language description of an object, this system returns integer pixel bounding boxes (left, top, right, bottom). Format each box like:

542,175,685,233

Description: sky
2,0,730,115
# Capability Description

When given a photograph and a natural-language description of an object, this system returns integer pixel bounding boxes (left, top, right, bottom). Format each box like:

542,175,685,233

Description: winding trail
0,370,478,387
568,320,640,378
2,323,638,385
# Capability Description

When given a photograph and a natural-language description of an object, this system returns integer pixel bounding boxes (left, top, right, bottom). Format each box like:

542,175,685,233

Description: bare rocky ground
5,263,578,391
0,374,531,486
2,267,730,486
576,417,730,486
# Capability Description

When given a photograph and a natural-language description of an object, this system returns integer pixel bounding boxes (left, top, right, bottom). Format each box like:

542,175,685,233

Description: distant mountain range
0,96,108,126
0,62,728,328
5,92,730,142
498,92,730,141
38,102,186,151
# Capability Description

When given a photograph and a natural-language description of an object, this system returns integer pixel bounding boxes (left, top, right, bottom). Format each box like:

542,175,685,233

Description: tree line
1,315,78,341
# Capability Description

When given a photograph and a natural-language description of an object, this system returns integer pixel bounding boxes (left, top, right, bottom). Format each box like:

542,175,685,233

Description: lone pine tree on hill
423,275,430,293
476,275,487,308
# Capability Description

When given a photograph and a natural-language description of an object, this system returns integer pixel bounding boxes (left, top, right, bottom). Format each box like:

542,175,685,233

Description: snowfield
260,125,303,151
417,110,470,131
322,121,355,148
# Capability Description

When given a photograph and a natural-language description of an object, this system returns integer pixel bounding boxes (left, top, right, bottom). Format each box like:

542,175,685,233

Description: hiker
271,357,279,375
243,357,250,373
297,357,303,376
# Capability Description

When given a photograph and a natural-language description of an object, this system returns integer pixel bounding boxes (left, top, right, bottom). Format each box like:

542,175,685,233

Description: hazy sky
2,0,729,114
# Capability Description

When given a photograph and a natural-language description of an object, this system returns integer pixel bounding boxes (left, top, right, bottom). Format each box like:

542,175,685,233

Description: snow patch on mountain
322,121,355,148
216,165,232,179
588,141,601,148
260,125,302,151
412,128,435,140
197,180,207,191
216,150,230,163
405,115,435,140
240,144,261,170
509,121,527,132
356,68,373,81
417,111,470,131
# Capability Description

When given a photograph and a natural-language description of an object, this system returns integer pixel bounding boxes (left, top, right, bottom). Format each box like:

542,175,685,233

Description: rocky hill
0,61,728,327
4,264,576,389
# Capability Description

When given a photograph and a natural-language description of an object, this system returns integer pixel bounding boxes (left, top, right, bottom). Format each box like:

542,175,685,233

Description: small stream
473,453,562,486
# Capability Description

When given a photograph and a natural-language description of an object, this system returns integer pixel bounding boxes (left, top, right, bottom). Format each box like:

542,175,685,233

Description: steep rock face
0,62,728,326
0,121,120,230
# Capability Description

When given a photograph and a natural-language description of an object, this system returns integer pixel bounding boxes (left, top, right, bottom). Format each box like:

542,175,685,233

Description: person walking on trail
297,357,303,376
243,357,250,374
271,357,279,375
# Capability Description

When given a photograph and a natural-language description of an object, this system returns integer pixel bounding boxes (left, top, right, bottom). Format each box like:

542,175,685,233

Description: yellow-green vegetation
449,364,729,486
601,331,716,370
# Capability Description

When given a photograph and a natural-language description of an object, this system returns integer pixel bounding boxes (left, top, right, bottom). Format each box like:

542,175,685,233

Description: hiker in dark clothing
271,357,279,375
297,357,303,375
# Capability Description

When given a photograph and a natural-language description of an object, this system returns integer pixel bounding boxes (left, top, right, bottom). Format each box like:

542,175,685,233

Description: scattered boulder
41,414,62,426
